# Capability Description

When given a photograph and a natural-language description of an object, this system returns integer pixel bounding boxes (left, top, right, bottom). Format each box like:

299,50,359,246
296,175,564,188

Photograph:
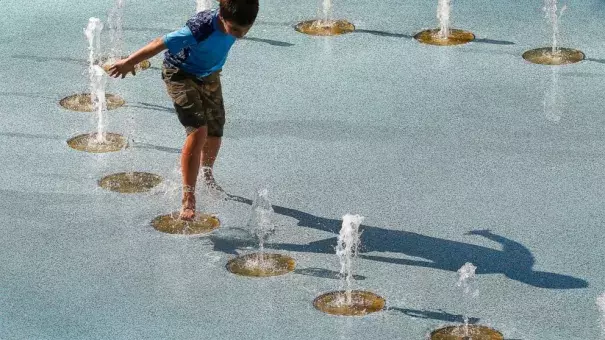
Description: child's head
219,0,258,38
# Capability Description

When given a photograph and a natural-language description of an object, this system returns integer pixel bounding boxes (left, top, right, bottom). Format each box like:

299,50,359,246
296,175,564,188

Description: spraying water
336,214,364,305
84,18,107,142
295,0,355,36
457,262,478,294
196,0,214,12
223,190,296,277
457,262,478,337
321,0,333,22
543,0,567,55
104,0,150,73
437,0,451,39
247,189,275,252
91,65,108,142
413,0,474,46
598,293,605,338
107,0,125,60
84,18,103,98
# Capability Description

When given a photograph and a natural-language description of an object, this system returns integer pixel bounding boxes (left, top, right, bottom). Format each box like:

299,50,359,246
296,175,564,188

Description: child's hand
465,229,492,236
108,59,136,79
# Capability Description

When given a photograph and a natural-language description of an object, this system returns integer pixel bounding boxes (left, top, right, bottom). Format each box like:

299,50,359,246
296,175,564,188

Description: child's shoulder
187,10,216,30
186,10,217,40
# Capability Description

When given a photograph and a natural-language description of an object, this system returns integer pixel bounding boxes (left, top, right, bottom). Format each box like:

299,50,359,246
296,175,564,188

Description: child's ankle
202,167,215,179
182,191,195,206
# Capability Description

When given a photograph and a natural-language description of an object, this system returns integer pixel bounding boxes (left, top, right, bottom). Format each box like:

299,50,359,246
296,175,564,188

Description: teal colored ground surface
1,0,604,339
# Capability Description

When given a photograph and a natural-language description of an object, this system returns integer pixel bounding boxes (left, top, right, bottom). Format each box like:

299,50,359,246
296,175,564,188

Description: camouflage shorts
162,66,226,137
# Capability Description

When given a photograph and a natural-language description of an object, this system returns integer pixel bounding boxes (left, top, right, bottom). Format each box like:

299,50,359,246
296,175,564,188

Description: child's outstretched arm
108,37,166,78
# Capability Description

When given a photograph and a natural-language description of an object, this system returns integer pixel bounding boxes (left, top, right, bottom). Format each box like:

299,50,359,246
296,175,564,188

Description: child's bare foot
180,191,196,221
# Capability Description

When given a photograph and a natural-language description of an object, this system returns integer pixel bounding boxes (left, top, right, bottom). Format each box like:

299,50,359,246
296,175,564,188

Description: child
109,0,258,220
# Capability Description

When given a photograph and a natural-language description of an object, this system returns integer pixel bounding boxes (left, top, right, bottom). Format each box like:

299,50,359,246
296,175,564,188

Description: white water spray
84,18,107,142
85,18,103,96
543,0,567,54
321,0,333,22
437,0,451,39
91,65,108,142
247,189,275,252
336,214,364,305
457,262,478,294
107,0,125,60
457,262,478,337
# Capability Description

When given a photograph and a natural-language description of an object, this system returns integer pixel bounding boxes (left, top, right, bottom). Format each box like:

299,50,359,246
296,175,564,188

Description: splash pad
295,20,355,36
226,252,296,277
59,93,125,112
67,132,127,153
152,212,220,236
522,47,584,65
414,29,475,46
313,290,385,316
98,172,162,193
430,325,503,340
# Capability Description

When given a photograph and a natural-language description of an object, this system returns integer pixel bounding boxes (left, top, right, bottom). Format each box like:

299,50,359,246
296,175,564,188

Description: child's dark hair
220,0,259,26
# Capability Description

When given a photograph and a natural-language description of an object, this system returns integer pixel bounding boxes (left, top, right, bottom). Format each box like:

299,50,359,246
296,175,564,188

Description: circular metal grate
226,253,296,277
295,20,355,36
414,29,475,46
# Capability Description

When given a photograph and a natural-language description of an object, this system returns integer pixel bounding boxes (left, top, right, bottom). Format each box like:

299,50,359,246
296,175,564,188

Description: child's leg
182,126,208,187
200,136,222,192
202,136,221,168
162,66,209,219
199,71,226,190
180,126,208,219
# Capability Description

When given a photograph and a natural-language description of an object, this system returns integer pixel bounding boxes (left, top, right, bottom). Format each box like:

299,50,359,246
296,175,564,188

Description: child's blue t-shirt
162,10,236,78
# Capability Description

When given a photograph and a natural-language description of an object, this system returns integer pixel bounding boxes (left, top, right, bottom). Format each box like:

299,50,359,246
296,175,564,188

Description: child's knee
184,126,208,147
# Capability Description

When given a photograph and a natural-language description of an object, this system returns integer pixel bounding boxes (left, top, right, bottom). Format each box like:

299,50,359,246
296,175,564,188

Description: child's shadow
219,194,587,290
